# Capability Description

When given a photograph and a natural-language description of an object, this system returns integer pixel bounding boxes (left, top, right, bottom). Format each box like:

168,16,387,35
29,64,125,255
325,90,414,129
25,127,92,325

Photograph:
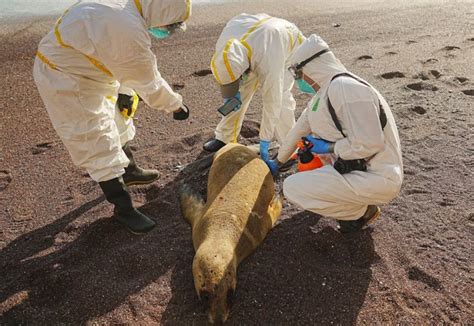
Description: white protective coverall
33,0,191,182
278,35,404,220
210,13,304,144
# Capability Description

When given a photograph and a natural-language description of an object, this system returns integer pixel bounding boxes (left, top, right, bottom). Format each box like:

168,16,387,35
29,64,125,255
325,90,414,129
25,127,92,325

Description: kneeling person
266,35,404,233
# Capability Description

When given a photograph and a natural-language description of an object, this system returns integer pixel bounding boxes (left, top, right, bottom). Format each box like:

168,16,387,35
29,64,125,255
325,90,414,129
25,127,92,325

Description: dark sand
1,0,473,324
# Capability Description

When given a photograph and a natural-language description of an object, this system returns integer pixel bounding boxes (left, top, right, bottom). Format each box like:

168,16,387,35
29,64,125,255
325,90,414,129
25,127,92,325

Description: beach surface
0,0,473,324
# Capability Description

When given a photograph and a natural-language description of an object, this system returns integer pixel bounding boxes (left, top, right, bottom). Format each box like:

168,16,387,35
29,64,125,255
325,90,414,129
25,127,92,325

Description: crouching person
265,35,403,233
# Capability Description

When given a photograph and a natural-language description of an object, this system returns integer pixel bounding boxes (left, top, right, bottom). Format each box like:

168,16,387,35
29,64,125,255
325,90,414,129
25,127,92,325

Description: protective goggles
289,48,330,79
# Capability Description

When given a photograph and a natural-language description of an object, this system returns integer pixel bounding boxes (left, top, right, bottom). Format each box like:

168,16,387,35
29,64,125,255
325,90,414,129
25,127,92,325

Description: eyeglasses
289,48,330,80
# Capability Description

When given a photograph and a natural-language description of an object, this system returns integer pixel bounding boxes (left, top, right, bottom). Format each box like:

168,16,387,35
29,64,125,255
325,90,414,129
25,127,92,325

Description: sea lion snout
193,245,237,324
202,288,234,324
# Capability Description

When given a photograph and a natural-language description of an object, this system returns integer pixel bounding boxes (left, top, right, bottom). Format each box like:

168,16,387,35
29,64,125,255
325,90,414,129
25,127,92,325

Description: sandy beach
0,0,473,324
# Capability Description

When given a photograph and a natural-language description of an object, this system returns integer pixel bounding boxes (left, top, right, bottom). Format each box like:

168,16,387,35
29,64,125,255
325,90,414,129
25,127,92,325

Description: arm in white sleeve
330,82,385,159
258,29,288,141
277,107,311,163
97,28,182,113
117,85,135,96
259,69,284,141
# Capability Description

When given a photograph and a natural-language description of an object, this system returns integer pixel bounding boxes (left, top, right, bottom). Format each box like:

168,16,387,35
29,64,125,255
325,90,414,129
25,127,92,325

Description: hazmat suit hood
211,38,250,97
290,34,347,88
138,0,191,28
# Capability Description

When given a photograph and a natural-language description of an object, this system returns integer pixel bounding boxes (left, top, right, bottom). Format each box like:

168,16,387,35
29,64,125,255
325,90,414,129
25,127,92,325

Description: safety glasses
289,48,330,80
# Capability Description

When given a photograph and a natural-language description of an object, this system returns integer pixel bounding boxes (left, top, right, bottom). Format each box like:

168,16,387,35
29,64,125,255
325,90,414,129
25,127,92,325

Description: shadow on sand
0,151,376,324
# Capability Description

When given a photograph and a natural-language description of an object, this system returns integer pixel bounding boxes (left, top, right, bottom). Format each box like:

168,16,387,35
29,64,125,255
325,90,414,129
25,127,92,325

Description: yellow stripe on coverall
230,17,272,142
54,7,114,77
134,0,143,16
223,38,237,82
36,51,58,71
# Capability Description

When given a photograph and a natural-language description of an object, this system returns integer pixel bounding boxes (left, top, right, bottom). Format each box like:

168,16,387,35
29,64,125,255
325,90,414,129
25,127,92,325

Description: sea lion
179,143,282,324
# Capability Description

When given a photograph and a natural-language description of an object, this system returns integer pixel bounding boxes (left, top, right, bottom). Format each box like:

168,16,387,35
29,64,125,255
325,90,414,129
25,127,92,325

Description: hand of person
224,91,241,105
259,140,271,161
305,135,332,154
173,104,190,120
265,159,280,177
117,93,135,118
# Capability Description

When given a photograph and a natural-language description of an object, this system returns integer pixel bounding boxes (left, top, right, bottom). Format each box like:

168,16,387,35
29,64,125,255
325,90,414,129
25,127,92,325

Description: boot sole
126,224,156,235
338,206,381,233
124,176,159,186
362,206,381,228
114,217,156,235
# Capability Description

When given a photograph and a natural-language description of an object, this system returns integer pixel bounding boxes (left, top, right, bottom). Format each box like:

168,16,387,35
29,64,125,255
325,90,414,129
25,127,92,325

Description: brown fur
179,143,282,324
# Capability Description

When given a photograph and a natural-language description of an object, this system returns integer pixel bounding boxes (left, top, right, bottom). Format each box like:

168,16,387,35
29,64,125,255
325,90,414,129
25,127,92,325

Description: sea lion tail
179,183,205,226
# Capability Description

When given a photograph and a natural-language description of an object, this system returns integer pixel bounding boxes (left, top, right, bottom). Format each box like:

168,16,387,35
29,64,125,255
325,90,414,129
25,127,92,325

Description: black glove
173,104,190,120
117,93,134,117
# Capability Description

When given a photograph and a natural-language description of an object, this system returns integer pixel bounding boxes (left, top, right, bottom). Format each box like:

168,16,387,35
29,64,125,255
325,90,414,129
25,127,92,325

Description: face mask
148,27,170,39
296,79,317,94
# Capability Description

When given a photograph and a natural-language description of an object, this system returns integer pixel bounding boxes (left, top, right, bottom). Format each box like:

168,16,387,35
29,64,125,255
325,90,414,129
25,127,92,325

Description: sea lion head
193,242,237,324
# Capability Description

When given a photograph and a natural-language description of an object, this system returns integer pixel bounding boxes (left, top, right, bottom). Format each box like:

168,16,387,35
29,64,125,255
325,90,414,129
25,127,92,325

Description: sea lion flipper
179,183,205,227
267,193,283,226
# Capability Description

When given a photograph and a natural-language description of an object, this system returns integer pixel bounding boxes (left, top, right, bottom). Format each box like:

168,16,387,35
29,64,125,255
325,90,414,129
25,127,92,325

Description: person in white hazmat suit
265,34,403,233
33,0,192,234
203,13,305,162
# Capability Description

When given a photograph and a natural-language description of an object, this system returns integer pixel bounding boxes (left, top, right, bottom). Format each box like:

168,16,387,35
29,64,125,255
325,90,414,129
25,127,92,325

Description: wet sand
1,0,473,324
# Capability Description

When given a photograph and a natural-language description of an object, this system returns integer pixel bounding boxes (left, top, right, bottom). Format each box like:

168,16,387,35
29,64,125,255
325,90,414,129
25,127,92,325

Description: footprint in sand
356,55,373,61
182,133,203,147
454,77,469,84
441,45,461,51
408,266,443,290
411,106,427,115
172,83,185,91
406,82,439,92
380,71,405,79
240,120,260,139
437,198,456,207
414,70,442,80
32,142,53,155
413,72,430,80
423,58,439,64
429,70,442,78
406,188,430,195
192,69,213,77
440,46,461,58
0,170,12,192
462,89,474,96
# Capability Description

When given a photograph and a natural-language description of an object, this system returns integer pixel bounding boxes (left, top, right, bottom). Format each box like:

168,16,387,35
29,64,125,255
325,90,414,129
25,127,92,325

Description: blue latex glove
265,159,279,177
306,135,331,154
260,140,271,161
223,91,242,111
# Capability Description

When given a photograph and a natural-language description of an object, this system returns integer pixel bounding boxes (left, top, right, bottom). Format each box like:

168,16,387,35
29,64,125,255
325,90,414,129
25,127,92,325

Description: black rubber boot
122,143,159,186
337,205,381,233
203,138,226,152
99,177,156,234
